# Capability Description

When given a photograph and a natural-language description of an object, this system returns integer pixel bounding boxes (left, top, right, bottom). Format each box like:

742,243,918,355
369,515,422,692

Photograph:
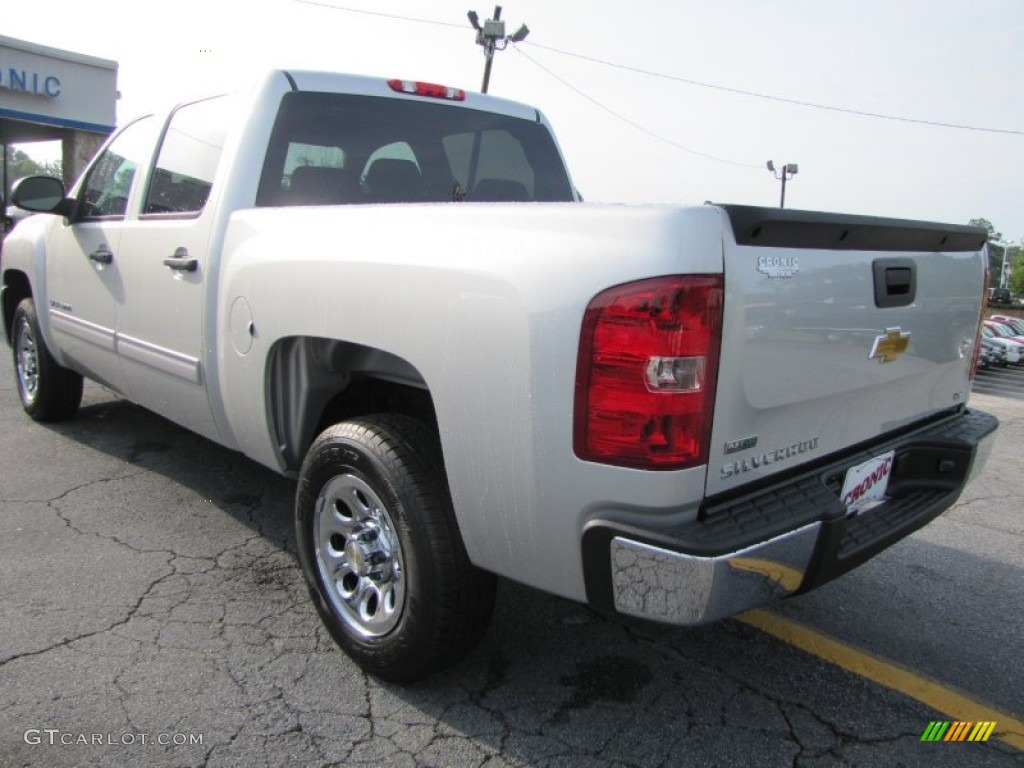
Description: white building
1,34,117,200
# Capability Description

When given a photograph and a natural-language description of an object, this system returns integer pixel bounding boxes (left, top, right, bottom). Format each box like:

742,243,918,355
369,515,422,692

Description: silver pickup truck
2,69,997,681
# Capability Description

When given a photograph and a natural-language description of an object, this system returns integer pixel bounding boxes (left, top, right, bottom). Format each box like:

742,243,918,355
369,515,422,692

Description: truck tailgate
705,206,988,499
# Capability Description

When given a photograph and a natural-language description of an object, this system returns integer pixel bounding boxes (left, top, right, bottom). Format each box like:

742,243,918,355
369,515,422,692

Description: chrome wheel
15,315,40,406
314,472,405,638
9,299,83,422
297,416,496,680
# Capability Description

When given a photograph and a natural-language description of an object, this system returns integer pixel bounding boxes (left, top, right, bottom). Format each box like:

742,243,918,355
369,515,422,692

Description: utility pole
467,6,529,93
1000,241,1009,289
999,239,1021,290
766,160,798,208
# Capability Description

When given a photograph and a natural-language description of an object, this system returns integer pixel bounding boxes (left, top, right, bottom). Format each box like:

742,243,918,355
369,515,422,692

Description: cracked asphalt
1,349,1021,767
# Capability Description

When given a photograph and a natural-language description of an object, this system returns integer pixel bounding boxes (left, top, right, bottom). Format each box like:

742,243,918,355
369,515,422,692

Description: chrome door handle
163,258,198,272
164,246,198,272
89,246,113,264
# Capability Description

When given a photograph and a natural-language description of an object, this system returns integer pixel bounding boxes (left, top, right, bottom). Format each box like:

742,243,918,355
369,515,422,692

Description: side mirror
11,176,72,216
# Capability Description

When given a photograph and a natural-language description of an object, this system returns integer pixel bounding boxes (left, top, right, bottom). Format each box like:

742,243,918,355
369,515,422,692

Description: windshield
257,91,574,206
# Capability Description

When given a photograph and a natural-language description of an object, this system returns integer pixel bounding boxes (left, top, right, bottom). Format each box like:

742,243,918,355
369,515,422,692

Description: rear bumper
581,407,998,625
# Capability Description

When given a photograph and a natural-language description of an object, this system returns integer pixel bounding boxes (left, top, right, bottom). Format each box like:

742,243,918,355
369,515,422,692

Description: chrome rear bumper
609,523,819,625
582,408,998,626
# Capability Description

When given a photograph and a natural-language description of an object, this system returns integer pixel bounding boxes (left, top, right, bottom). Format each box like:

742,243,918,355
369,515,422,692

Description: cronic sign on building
0,34,117,138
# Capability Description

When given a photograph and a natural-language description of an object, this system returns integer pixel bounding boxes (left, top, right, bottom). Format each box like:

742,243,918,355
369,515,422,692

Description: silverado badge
757,254,799,278
869,327,910,364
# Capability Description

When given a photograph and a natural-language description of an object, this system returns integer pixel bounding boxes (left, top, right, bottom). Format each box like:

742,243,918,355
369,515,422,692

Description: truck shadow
43,394,299,551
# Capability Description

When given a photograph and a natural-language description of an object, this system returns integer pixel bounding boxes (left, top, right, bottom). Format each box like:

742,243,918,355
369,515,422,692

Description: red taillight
574,275,724,470
387,79,466,101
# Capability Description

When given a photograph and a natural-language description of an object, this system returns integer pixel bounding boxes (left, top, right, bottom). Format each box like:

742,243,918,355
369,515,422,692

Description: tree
1009,246,1024,297
4,146,62,184
969,217,1001,241
970,217,1005,280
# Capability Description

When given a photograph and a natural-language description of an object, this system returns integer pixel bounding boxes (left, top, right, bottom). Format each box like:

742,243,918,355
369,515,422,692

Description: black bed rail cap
718,204,988,252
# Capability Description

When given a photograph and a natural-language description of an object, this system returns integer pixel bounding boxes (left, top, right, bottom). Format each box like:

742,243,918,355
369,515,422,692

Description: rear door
706,207,988,498
114,96,229,441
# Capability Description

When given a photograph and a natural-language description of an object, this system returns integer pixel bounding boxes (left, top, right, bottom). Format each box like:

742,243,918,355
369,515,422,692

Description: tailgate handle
873,259,916,308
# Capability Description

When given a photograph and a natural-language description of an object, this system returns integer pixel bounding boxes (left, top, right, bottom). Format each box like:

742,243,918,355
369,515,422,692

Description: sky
7,0,1024,243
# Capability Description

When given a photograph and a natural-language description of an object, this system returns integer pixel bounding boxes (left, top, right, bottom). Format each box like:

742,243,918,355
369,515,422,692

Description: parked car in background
984,320,1024,345
988,287,1012,304
981,325,1023,364
989,315,1024,335
979,337,1006,369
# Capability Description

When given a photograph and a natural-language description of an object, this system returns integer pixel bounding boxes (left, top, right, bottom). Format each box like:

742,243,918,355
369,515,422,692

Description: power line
290,0,1023,137
292,0,760,167
525,41,1024,137
513,46,761,169
292,0,463,29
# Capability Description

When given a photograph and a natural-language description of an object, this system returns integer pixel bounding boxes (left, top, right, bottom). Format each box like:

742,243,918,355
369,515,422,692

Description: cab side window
144,96,230,216
78,116,155,219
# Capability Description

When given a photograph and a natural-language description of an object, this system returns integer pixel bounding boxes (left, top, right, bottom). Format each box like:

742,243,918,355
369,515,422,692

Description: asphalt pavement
973,360,1024,400
0,349,1021,768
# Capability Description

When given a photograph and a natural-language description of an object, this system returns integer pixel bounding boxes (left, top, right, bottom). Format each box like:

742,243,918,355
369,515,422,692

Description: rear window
256,91,573,206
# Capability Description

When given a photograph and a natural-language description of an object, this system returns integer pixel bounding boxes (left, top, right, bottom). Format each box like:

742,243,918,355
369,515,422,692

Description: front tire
11,298,83,421
296,414,496,682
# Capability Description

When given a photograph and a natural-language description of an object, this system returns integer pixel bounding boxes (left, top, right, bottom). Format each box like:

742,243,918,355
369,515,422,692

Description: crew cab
2,69,998,681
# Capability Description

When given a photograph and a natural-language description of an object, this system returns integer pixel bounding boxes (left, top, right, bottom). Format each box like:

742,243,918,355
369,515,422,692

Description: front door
45,117,158,393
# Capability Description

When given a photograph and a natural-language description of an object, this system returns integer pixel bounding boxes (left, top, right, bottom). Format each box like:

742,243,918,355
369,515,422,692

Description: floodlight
509,23,530,43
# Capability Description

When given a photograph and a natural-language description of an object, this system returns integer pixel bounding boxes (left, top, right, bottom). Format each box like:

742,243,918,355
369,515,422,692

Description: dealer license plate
840,450,895,517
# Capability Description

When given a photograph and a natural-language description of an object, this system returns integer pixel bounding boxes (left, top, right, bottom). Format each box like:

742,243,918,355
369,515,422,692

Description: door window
144,96,231,216
78,116,155,219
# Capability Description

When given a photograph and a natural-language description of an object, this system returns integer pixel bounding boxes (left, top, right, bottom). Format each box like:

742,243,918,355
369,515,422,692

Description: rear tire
11,298,83,421
295,414,496,682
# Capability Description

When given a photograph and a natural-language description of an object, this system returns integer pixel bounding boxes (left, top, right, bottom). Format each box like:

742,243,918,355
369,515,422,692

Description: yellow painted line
739,608,1024,751
729,558,805,593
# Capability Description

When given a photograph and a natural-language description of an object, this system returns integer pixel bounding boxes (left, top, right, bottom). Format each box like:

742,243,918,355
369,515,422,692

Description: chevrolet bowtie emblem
869,328,911,363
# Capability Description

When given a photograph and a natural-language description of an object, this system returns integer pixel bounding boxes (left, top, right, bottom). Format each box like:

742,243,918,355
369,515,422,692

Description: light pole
766,160,798,208
467,6,529,93
998,238,1021,290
